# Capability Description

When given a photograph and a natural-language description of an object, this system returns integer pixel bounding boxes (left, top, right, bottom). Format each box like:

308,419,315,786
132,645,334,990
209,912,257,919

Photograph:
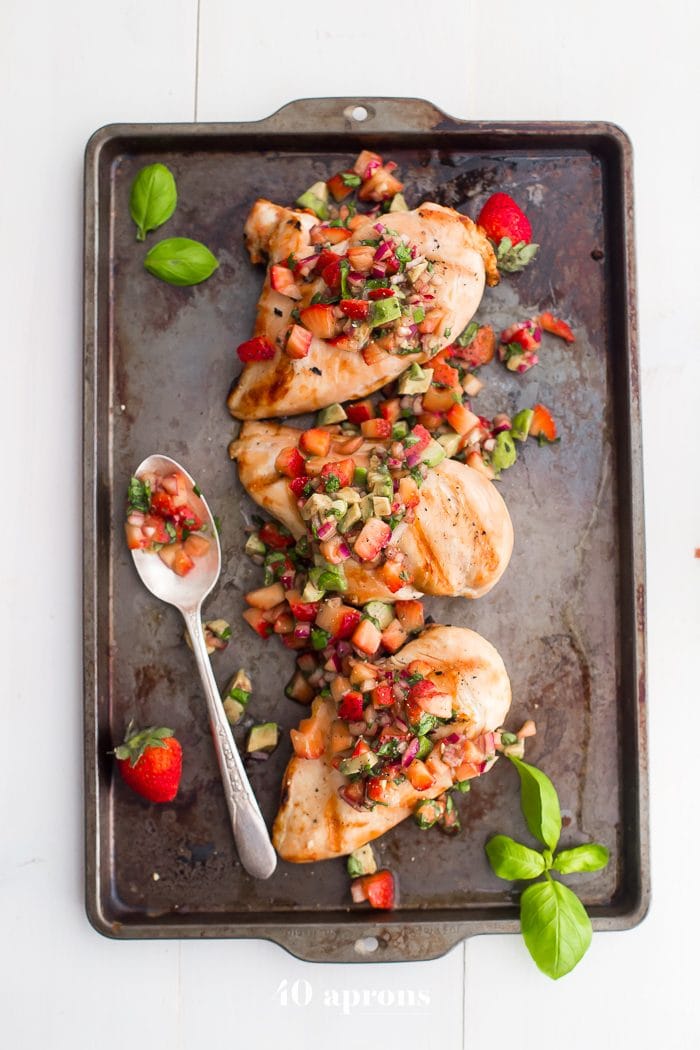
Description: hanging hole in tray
354,935,379,955
345,104,370,123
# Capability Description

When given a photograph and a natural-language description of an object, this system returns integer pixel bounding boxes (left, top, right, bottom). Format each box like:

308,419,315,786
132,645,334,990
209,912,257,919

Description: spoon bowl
128,453,277,880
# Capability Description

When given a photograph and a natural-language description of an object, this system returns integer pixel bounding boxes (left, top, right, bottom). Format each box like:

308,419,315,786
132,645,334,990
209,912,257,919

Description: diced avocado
244,532,266,557
353,466,368,488
416,736,434,761
388,193,409,213
491,431,517,474
339,751,379,776
301,579,325,603
398,364,433,395
296,181,329,220
224,668,252,706
420,439,447,468
372,495,392,517
338,503,362,534
407,262,428,284
452,779,471,793
363,601,395,630
206,619,231,641
371,296,401,327
335,487,361,504
437,432,462,458
359,494,374,521
347,843,378,877
223,697,245,726
246,722,279,754
300,492,334,520
309,562,347,593
371,476,394,499
391,420,409,440
511,408,534,442
317,402,348,425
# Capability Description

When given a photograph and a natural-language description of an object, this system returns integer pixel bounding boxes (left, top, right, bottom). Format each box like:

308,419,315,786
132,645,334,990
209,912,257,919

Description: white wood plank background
2,1,698,1046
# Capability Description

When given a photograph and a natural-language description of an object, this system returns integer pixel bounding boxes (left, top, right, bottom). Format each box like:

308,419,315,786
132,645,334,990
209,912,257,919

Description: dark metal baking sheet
83,98,648,962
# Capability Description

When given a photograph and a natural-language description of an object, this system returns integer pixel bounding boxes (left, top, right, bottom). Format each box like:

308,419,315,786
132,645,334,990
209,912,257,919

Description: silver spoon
129,453,277,880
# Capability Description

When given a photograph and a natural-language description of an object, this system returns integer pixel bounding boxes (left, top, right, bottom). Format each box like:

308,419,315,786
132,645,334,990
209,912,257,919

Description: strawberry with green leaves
477,192,539,273
114,722,183,803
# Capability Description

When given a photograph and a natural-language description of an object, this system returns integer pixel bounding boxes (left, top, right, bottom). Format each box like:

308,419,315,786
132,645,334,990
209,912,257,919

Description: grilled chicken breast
229,421,514,601
227,199,497,420
272,625,511,862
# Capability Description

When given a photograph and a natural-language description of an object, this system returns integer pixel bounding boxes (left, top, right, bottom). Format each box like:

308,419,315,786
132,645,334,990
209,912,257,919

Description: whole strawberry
477,192,539,273
114,722,183,803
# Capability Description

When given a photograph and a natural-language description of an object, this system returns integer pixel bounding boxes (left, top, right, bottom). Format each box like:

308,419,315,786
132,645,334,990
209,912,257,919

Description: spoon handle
183,609,277,879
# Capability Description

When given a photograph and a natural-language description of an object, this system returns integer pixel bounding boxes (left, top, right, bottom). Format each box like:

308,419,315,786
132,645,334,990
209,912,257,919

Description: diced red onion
294,622,311,640
374,241,391,261
316,519,336,540
336,641,352,658
446,732,461,744
373,222,385,234
249,750,270,762
394,718,408,732
401,737,421,767
337,542,352,560
370,262,387,279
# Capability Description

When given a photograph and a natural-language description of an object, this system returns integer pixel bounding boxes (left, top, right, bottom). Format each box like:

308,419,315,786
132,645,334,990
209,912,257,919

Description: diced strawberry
398,476,420,509
289,475,312,498
372,683,394,709
538,311,575,343
285,324,312,359
320,260,342,291
367,287,395,301
381,558,412,593
345,399,375,424
315,602,362,640
339,779,366,810
422,386,459,413
406,758,435,791
501,319,541,353
354,517,392,561
359,167,404,202
395,599,424,633
171,546,195,576
326,333,356,351
351,869,395,910
270,263,301,299
362,341,387,365
299,304,339,340
408,678,437,702
339,298,370,320
290,715,325,759
274,445,306,479
452,324,495,367
365,776,402,805
352,738,371,757
338,690,364,721
245,582,286,610
183,533,210,558
285,590,319,623
466,451,495,480
299,428,332,457
381,618,408,653
360,418,392,440
259,522,295,549
321,226,352,245
321,458,356,489
378,398,401,423
347,245,375,272
446,402,480,436
273,610,295,635
327,171,356,202
351,617,383,656
432,361,460,388
236,336,276,363
142,513,171,545
416,411,444,431
408,424,431,454
529,403,558,442
353,150,383,179
242,606,273,639
330,719,354,754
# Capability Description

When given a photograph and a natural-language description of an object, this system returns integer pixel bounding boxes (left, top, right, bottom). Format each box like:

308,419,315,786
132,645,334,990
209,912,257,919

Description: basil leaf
553,843,609,874
520,878,592,980
509,756,561,851
485,834,545,881
144,238,219,287
129,163,177,241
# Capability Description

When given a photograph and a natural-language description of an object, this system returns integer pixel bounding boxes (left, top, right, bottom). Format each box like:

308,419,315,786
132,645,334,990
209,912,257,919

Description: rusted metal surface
83,98,648,962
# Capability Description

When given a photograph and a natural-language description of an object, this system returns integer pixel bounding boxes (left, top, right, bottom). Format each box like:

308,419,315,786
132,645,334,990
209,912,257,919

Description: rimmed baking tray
83,97,648,962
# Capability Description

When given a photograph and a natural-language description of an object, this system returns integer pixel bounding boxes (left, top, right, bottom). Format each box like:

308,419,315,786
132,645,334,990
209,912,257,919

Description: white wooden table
2,2,698,1045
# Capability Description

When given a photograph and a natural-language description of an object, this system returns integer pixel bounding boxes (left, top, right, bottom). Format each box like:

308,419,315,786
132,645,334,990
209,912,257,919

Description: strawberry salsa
124,469,211,577
237,150,453,367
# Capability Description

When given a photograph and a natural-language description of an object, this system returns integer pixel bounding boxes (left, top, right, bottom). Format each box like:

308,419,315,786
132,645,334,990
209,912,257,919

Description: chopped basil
127,476,151,514
453,780,472,793
165,521,177,541
457,321,479,347
444,328,452,338
228,686,250,706
193,484,202,497
213,515,222,535
324,473,340,493
339,258,351,299
409,466,424,487
311,626,331,650
341,172,362,188
395,244,411,265
376,738,401,759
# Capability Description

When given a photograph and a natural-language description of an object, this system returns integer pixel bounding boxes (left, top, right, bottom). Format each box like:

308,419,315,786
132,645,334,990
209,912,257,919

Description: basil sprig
144,238,219,287
129,163,177,241
486,757,609,980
